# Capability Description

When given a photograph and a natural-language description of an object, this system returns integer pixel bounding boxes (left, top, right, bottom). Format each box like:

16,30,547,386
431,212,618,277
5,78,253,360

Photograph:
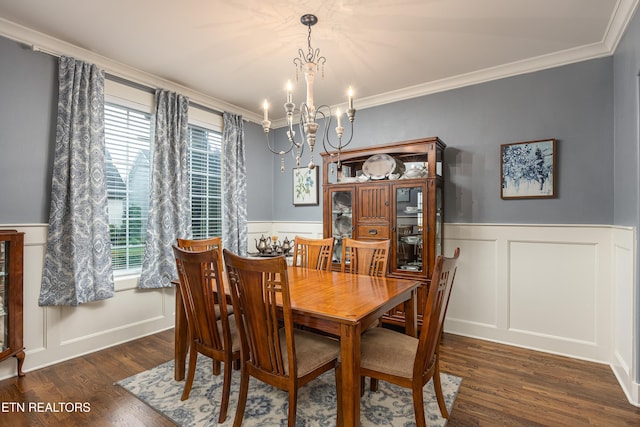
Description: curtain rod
31,44,223,117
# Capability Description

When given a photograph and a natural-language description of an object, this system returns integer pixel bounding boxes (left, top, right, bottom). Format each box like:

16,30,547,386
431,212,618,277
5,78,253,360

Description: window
188,125,223,239
104,83,223,274
105,103,152,273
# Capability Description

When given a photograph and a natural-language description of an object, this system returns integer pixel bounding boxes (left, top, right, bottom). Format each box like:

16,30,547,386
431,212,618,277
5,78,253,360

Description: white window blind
188,125,223,239
105,103,152,273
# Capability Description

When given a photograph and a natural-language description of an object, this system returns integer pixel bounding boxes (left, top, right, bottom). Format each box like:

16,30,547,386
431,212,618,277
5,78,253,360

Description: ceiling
0,0,637,123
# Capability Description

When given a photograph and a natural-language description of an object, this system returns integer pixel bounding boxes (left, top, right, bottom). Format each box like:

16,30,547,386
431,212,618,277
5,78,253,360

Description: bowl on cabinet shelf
400,235,422,245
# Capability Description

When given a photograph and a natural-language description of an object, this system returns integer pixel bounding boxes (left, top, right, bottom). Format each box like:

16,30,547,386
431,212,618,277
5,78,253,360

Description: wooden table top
284,266,420,324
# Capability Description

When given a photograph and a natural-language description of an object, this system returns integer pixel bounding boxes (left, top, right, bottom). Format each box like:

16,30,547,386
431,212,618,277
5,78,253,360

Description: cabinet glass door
0,240,8,352
395,185,425,273
329,188,353,264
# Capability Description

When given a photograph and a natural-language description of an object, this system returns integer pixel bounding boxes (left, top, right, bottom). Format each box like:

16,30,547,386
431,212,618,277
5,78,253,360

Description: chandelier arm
316,107,337,153
264,132,295,156
315,105,355,152
339,120,356,148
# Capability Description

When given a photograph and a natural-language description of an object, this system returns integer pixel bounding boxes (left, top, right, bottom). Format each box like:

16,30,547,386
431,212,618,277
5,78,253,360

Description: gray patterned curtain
39,56,114,306
222,112,248,255
138,89,191,288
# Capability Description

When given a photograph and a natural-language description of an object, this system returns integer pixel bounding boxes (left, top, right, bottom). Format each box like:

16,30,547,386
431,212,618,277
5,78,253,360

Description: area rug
117,354,461,426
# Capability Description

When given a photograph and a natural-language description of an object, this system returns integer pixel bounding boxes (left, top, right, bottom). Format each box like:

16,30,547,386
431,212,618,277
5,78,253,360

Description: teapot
255,235,269,253
281,237,292,255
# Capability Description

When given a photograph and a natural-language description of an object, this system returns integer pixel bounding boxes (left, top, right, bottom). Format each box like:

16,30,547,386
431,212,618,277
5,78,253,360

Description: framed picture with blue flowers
500,138,557,199
293,166,319,206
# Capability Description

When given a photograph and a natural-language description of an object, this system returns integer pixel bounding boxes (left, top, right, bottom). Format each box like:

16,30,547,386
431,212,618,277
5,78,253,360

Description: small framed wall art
293,166,319,206
500,139,557,199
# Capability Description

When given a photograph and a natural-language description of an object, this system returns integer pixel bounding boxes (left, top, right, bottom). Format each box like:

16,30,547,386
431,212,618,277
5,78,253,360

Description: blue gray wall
244,119,274,221
613,6,640,228
0,37,57,223
268,57,614,225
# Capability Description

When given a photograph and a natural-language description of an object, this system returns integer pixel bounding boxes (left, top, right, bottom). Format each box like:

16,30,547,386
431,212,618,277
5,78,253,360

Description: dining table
174,265,421,427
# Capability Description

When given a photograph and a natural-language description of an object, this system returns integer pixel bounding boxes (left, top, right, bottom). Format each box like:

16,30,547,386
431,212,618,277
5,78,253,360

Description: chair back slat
224,251,295,378
341,238,390,276
292,236,334,271
415,248,460,376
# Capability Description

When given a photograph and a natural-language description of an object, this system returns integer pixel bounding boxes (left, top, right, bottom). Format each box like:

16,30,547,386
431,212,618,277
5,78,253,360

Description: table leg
339,322,361,427
404,288,418,337
174,286,187,381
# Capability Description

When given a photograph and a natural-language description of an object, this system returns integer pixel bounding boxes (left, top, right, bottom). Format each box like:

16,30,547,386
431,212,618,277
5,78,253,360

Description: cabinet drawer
356,225,390,239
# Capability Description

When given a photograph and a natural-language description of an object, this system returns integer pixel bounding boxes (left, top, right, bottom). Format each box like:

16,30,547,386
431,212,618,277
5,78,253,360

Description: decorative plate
362,154,397,180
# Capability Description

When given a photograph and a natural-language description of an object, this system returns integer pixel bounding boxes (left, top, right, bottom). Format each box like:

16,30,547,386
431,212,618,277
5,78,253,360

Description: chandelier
262,14,356,172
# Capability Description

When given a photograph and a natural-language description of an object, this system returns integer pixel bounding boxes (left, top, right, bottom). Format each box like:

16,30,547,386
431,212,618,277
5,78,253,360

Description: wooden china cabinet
321,137,446,328
0,230,25,376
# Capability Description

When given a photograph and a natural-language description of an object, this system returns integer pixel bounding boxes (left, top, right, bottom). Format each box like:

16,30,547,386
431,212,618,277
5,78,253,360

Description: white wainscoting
444,224,614,361
443,223,638,406
1,221,637,406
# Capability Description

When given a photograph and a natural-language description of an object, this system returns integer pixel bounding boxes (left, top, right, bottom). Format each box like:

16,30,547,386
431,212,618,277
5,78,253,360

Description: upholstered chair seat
279,328,340,375
360,327,424,378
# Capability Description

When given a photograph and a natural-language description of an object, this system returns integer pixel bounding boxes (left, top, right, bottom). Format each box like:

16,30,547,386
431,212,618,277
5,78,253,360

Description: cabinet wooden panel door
356,185,389,224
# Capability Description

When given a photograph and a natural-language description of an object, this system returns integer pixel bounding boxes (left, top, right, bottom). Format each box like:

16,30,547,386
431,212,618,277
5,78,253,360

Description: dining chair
222,249,342,427
291,235,334,271
341,237,391,276
172,246,240,423
176,237,231,318
358,248,460,427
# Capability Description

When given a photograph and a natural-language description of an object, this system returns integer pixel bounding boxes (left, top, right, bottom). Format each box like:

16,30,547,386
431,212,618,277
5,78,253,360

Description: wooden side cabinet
321,138,446,328
0,230,25,376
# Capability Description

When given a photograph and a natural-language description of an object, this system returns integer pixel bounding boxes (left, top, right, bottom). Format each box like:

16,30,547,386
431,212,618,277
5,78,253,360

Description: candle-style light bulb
348,87,354,110
263,99,269,121
286,81,293,103
336,108,342,127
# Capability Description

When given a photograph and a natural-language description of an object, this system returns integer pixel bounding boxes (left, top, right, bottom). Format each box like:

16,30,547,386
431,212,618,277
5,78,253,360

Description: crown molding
603,0,640,52
353,42,611,112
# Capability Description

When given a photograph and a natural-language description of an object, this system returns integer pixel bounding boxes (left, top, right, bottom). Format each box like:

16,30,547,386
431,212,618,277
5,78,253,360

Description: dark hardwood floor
0,330,638,426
